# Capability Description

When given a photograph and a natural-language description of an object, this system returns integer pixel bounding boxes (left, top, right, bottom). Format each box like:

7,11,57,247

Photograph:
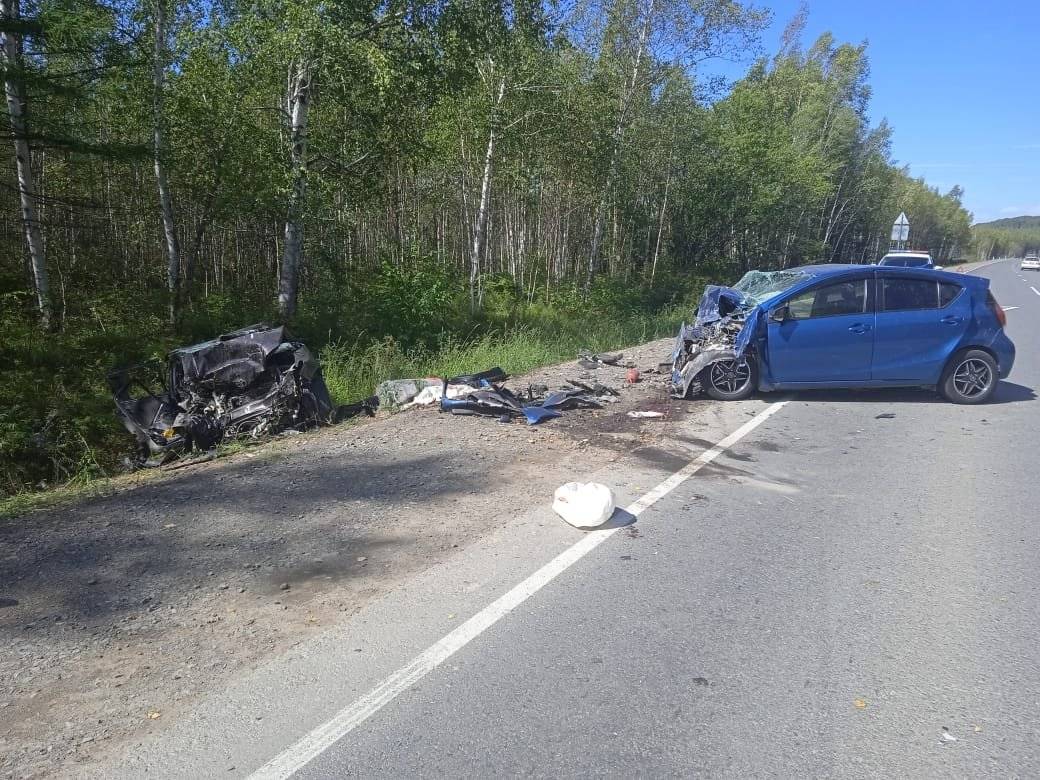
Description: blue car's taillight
987,291,1007,328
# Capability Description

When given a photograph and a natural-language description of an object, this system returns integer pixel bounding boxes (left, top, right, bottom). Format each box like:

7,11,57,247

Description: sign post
891,212,910,250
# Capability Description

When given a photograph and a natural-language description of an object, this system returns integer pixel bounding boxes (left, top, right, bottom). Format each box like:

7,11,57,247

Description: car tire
703,356,758,401
940,349,998,404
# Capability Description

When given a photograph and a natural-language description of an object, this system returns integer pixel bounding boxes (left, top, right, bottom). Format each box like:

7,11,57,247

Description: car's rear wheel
704,356,757,401
940,349,998,404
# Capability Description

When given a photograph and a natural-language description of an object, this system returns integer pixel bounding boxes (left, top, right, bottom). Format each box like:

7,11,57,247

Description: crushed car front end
109,324,342,467
670,269,819,399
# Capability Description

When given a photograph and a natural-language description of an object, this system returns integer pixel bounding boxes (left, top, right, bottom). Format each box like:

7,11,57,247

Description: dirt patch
1,337,698,778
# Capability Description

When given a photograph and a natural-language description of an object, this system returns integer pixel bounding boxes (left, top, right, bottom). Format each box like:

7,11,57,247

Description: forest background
0,0,996,498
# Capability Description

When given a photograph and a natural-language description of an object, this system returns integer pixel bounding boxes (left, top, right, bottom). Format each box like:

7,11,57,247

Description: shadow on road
596,508,637,530
0,451,490,630
769,381,1035,405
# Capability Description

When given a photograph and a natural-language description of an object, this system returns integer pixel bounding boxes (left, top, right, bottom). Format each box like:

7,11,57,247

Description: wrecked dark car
108,324,360,467
671,264,1015,404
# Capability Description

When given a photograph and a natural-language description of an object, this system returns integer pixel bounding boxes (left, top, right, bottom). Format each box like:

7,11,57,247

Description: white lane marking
1003,306,1020,311
1031,287,1040,296
248,401,789,780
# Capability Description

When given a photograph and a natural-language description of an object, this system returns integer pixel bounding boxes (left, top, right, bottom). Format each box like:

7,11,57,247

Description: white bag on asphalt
552,482,615,529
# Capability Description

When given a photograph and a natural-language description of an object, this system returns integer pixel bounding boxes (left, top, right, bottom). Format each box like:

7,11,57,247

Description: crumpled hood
671,267,826,398
694,285,751,327
670,284,762,398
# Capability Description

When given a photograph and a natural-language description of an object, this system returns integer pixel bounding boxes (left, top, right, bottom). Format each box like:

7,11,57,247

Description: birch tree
468,63,504,311
1,0,50,329
152,0,181,324
278,55,312,318
574,0,767,292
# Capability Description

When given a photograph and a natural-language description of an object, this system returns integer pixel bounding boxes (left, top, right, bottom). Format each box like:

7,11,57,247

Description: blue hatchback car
670,264,1015,404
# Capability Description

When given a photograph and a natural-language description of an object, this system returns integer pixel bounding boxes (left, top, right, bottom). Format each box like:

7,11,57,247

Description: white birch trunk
278,59,312,319
2,0,51,329
585,3,652,293
152,0,180,323
649,174,670,286
469,77,505,312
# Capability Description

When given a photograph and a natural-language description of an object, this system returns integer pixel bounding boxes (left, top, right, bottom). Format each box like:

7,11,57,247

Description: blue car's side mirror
769,305,789,323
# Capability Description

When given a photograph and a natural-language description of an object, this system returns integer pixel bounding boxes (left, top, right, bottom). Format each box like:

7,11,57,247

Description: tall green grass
320,309,679,405
2,261,704,509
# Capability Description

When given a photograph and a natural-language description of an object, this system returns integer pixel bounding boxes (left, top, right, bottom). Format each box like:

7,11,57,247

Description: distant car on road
671,264,1015,405
1021,255,1040,271
879,251,936,269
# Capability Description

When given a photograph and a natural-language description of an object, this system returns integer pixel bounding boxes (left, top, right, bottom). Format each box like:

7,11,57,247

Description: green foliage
1,0,978,499
318,298,682,410
364,261,462,344
0,262,687,498
973,215,1040,259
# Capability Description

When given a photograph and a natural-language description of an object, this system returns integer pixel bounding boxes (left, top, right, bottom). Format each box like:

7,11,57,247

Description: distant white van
878,251,935,269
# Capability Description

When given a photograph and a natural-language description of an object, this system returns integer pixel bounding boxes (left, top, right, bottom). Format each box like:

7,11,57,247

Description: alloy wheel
952,358,993,398
709,359,751,394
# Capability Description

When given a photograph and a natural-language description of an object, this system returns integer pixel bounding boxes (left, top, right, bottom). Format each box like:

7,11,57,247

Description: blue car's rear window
939,282,962,307
882,278,938,310
881,256,931,267
881,278,961,310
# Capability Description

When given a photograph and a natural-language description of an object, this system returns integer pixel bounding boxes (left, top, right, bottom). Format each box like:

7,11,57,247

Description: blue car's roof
790,263,984,286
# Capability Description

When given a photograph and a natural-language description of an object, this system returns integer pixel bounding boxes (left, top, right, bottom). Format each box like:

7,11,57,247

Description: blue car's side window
786,279,869,320
939,282,963,308
881,278,940,311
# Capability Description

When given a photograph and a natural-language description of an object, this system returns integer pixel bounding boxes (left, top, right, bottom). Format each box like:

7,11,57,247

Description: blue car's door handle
848,324,872,334
941,315,963,325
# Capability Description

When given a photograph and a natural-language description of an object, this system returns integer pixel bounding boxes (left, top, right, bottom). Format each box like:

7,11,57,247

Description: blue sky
711,0,1039,224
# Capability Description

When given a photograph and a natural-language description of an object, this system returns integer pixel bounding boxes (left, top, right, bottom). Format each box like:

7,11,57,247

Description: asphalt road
96,260,1040,779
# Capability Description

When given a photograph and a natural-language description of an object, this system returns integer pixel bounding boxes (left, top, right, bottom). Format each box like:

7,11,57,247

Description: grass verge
0,306,682,520
319,310,679,405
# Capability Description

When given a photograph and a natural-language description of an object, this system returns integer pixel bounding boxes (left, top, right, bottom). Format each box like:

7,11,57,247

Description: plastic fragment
523,407,563,425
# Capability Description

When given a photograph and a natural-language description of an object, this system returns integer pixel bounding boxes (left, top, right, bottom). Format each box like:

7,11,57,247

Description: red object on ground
626,368,640,384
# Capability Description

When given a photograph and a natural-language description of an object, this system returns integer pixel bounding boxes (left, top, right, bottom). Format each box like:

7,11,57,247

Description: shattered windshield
732,269,813,305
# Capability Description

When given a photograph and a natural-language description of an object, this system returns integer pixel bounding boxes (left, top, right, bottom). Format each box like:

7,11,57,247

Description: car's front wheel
704,356,757,401
940,349,998,404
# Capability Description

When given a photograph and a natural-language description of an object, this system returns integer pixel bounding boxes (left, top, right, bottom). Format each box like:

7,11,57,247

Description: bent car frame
108,324,343,467
671,264,1015,405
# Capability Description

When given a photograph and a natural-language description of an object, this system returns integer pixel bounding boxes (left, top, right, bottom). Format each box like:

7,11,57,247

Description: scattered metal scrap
577,351,626,370
109,324,375,468
439,368,620,425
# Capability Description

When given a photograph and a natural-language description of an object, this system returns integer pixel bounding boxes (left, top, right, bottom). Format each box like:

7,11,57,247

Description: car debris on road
376,378,442,408
577,351,626,370
437,368,620,425
109,324,375,467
